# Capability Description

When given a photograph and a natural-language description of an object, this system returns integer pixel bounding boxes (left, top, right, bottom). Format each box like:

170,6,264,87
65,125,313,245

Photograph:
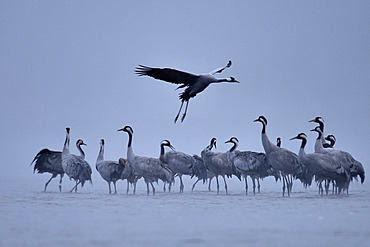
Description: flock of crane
31,115,365,196
31,61,365,196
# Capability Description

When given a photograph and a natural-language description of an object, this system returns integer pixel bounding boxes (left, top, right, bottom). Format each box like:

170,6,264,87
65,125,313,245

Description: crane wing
135,65,198,85
209,60,232,75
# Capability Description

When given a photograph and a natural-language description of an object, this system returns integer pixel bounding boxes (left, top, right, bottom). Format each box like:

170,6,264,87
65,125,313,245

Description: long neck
260,123,274,154
229,142,238,152
159,144,167,163
77,143,85,159
126,132,134,160
314,131,324,153
62,132,70,155
97,144,104,162
299,138,307,157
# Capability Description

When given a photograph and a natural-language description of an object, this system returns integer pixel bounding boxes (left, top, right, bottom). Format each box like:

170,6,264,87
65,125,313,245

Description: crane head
254,116,267,126
229,77,239,83
308,116,324,124
225,137,239,145
325,135,336,144
76,139,87,146
161,140,175,150
290,133,307,141
118,126,133,135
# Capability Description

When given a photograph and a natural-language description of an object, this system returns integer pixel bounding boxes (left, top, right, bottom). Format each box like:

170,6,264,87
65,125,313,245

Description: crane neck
77,143,85,159
299,138,307,157
97,144,104,162
126,131,133,148
160,143,166,156
229,141,238,152
62,131,70,155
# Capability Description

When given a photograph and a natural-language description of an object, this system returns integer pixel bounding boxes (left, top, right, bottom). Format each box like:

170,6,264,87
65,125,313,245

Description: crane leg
151,183,156,195
251,177,256,195
181,100,190,122
208,178,212,191
192,179,200,191
44,174,56,192
146,183,150,195
174,100,185,123
108,182,112,194
126,180,130,194
113,181,117,194
70,181,80,193
222,175,228,194
257,178,261,193
59,174,64,192
216,176,220,194
179,176,184,193
245,177,248,195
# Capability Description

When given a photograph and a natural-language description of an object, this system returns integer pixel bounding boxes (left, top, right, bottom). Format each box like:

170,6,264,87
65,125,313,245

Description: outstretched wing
135,65,199,85
209,60,232,75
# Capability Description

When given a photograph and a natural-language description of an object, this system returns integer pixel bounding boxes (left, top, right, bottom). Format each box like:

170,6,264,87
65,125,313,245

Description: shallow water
1,174,369,247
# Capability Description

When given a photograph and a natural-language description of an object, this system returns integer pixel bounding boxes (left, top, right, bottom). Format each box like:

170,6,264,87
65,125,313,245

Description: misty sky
0,1,369,187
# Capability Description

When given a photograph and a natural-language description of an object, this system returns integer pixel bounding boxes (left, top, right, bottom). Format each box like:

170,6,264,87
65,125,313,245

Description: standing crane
118,126,174,195
135,61,239,123
254,116,305,197
201,138,241,194
309,117,365,184
61,128,92,192
119,158,141,194
225,137,280,195
31,148,64,192
95,139,124,194
160,140,194,193
290,133,349,195
190,154,215,191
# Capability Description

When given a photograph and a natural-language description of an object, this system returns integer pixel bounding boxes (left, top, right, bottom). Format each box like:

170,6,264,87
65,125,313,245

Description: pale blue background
1,1,369,185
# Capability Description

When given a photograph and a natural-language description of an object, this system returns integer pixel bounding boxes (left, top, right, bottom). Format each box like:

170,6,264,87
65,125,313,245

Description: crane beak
289,136,297,141
308,119,315,123
169,144,175,151
117,128,124,132
309,128,316,132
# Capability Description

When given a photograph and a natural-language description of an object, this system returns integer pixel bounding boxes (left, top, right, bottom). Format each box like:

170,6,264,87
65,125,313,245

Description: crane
160,140,194,193
95,139,124,194
201,137,241,194
254,116,305,197
290,133,349,195
31,148,64,192
225,137,280,195
61,128,92,192
135,61,239,123
118,126,174,195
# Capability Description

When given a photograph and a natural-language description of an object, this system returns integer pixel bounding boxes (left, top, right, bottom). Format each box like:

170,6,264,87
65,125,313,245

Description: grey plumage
290,133,349,195
190,154,215,191
119,158,141,194
135,61,239,123
225,137,280,195
160,140,194,193
118,126,174,195
309,117,365,184
96,139,124,194
201,138,241,194
31,148,64,192
254,116,306,197
61,128,92,192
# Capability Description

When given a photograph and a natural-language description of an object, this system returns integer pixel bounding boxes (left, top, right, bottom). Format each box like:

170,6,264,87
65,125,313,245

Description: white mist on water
1,173,369,247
